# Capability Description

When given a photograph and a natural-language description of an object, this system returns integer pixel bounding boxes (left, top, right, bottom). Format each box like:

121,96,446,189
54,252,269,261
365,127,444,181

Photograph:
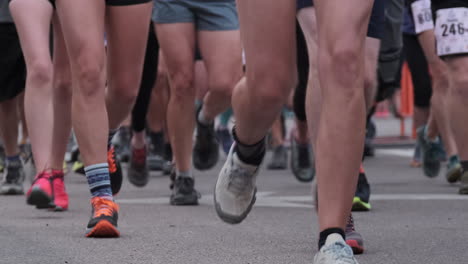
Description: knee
75,54,105,98
451,74,468,99
248,69,295,109
28,61,53,88
324,44,360,83
110,72,140,106
209,75,236,100
169,71,195,102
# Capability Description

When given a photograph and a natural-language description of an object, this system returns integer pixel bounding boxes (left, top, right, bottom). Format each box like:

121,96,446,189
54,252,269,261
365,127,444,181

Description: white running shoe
314,234,359,264
214,144,260,224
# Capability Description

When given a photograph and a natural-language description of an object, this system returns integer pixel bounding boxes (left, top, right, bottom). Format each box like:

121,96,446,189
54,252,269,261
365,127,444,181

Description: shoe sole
170,195,199,206
352,197,371,212
127,168,149,188
446,167,462,183
86,220,120,238
0,187,24,195
214,187,257,225
346,239,364,255
27,186,55,209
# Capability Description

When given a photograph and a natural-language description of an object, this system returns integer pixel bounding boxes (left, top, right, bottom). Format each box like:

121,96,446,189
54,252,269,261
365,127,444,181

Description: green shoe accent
352,197,371,212
72,161,85,175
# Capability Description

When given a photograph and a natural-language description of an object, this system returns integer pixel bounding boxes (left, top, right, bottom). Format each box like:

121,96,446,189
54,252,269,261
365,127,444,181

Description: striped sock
85,163,113,200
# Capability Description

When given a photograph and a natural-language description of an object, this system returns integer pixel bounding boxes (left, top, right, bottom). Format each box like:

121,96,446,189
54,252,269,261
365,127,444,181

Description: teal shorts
152,0,239,31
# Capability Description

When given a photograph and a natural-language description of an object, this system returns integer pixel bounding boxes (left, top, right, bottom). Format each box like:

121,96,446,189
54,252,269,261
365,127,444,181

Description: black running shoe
107,146,123,195
290,139,315,182
352,171,371,211
170,176,200,206
128,146,149,187
193,106,219,170
267,145,287,170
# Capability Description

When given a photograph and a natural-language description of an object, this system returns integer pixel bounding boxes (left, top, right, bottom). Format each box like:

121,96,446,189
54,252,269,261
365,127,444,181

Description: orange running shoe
107,146,122,195
26,171,55,209
86,197,120,238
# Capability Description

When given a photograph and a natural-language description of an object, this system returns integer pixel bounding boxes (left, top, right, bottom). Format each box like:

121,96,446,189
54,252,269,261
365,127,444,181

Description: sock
461,160,468,172
176,170,192,179
233,127,265,166
197,107,213,126
318,228,346,250
108,128,119,149
149,131,164,156
6,155,21,168
219,108,233,128
85,163,113,200
449,155,460,164
163,143,173,161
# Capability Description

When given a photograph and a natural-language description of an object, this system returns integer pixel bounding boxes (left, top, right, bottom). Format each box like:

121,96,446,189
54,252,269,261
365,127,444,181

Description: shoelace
92,198,115,217
345,214,355,233
107,148,117,173
32,171,52,184
228,165,254,194
323,242,355,263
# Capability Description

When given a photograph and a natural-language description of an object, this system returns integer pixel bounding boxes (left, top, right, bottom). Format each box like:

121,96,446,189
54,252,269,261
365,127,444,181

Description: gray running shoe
214,144,260,224
0,160,25,195
162,160,173,176
170,176,200,205
147,154,164,171
345,214,364,255
193,106,220,170
267,145,287,170
417,126,442,178
314,234,359,264
127,146,149,187
459,171,468,195
446,156,462,183
290,138,315,182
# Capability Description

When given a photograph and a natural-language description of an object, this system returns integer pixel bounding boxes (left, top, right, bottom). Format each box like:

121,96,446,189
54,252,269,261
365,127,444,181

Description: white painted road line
117,193,468,209
376,149,414,158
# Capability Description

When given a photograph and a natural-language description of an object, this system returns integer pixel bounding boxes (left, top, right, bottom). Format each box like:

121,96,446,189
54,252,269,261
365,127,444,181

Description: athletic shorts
0,23,26,102
106,0,151,6
152,0,239,31
9,0,55,8
296,0,386,40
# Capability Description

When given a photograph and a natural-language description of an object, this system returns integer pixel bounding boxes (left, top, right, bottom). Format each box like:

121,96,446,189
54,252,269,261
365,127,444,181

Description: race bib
435,8,468,56
411,0,434,34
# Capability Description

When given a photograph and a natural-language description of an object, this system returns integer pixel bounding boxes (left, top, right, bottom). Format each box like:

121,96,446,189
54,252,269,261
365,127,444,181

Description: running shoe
19,143,33,164
446,155,462,183
267,145,288,170
162,160,173,176
290,138,315,182
313,234,359,264
147,153,164,171
0,159,25,195
417,126,442,178
128,146,149,187
26,171,55,209
50,170,69,211
86,197,120,238
214,144,260,224
459,171,468,195
216,128,233,155
72,160,85,175
193,106,220,170
352,170,371,212
108,146,123,195
170,176,200,206
345,214,364,255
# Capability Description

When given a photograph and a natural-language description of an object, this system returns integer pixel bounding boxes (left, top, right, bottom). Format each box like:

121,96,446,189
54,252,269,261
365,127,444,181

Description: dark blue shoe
216,128,233,156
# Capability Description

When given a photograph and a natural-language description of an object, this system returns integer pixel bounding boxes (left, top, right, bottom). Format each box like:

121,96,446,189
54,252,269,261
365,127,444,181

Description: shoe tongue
325,233,345,247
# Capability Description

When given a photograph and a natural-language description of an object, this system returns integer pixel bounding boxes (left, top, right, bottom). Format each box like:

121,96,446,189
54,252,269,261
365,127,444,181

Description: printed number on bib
435,8,468,56
411,0,434,34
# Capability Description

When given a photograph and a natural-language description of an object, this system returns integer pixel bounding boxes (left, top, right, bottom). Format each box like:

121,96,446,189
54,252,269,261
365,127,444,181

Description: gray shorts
152,0,239,31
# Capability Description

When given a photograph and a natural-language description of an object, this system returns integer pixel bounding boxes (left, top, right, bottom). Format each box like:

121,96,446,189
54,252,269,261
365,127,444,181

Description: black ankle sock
232,127,265,166
461,161,468,172
149,131,164,156
318,228,345,250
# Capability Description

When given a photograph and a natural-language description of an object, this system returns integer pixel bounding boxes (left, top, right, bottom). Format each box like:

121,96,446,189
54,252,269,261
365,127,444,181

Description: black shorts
106,0,151,6
432,0,468,12
0,23,26,102
9,0,55,8
296,0,386,40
